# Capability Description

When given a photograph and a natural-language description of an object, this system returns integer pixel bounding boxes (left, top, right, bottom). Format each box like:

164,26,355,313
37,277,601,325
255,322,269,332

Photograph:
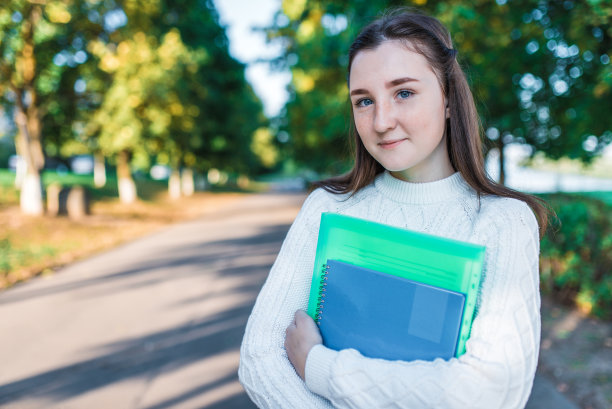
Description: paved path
0,193,577,408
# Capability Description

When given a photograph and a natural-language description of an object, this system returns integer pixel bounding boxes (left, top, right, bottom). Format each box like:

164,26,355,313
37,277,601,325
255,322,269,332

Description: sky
212,0,290,118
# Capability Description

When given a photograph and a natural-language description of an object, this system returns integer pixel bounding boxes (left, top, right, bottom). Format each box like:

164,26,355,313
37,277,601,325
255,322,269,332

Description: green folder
307,212,485,357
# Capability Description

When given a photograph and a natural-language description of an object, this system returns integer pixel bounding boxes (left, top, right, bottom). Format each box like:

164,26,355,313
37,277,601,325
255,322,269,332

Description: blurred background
0,0,611,408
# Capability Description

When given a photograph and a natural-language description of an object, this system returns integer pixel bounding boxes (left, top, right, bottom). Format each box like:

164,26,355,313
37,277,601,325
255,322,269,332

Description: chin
377,160,414,173
369,150,416,173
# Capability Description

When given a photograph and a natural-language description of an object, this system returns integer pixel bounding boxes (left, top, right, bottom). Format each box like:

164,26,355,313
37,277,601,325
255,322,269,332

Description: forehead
349,40,438,89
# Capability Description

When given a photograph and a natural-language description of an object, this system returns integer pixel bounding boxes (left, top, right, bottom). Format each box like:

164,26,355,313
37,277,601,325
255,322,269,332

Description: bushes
539,193,612,319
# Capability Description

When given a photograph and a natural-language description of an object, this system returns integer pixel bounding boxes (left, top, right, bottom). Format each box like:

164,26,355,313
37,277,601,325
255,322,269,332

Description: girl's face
349,40,454,183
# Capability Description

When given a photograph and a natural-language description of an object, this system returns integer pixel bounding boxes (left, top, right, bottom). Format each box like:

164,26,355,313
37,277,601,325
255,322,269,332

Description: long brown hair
313,8,551,235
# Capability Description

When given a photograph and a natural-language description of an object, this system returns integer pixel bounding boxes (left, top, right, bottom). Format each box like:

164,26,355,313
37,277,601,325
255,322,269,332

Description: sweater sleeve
304,200,541,409
238,190,334,409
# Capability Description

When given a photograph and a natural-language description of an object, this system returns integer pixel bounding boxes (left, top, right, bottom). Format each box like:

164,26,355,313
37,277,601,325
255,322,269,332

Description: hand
285,310,323,381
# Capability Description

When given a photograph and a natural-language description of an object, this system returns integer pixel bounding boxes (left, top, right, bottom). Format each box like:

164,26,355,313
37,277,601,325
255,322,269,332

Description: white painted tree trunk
118,177,137,204
94,154,106,187
181,168,194,196
14,112,44,214
169,170,181,200
20,171,44,215
14,157,26,189
116,151,137,204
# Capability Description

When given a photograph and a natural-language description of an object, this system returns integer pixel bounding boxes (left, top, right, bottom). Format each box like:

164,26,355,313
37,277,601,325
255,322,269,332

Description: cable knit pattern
239,171,541,409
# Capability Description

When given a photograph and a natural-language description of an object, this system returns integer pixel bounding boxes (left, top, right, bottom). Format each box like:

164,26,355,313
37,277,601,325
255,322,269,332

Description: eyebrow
350,77,419,96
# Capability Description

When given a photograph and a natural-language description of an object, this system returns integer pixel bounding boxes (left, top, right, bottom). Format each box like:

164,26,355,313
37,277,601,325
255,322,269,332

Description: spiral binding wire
315,263,329,325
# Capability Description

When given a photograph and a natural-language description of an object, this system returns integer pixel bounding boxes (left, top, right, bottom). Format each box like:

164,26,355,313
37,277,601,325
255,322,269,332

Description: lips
378,138,407,149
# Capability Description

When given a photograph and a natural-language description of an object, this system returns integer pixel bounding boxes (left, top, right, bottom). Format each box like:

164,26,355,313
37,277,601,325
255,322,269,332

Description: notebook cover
316,259,465,361
307,212,485,357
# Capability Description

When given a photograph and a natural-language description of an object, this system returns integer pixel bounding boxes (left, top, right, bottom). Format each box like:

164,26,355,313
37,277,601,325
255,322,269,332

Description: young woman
239,8,549,409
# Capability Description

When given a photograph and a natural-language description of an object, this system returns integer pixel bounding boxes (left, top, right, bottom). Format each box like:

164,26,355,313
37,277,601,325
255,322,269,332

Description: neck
390,161,455,183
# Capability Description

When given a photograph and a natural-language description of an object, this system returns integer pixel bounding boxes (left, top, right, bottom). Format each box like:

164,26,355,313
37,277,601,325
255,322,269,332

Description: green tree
267,0,612,182
0,0,110,213
86,0,266,201
87,28,204,202
154,0,267,192
2,1,67,214
438,0,612,183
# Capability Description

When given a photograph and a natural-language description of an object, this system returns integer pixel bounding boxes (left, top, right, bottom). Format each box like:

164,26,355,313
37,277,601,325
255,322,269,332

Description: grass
579,191,612,206
0,168,171,206
1,168,610,290
0,168,255,289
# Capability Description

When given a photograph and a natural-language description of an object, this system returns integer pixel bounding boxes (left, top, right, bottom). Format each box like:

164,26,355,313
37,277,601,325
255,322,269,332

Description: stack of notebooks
307,213,485,361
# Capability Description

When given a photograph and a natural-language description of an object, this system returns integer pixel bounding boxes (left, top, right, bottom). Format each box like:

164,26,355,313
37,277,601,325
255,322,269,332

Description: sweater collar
374,171,472,204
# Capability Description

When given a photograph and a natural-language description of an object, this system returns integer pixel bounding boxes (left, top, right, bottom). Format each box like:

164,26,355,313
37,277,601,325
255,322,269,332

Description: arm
304,201,541,409
238,191,333,409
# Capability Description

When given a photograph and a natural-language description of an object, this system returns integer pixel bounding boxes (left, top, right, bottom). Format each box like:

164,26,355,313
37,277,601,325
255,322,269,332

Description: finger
295,309,308,323
285,321,295,334
295,310,316,328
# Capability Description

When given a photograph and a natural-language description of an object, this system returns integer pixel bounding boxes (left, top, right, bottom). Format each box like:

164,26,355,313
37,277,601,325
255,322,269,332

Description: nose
373,100,396,133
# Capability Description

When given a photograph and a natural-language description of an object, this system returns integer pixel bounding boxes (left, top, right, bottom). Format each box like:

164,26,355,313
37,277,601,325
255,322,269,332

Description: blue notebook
316,259,466,361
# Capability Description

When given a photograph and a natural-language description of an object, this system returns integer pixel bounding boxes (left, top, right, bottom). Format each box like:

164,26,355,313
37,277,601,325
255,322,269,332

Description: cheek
353,114,370,138
405,111,427,129
407,101,445,134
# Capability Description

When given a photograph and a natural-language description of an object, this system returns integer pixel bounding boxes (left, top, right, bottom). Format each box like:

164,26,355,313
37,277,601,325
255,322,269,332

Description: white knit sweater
239,171,541,409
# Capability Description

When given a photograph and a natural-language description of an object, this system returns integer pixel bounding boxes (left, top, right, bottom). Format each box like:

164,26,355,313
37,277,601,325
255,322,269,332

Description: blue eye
356,98,373,107
398,90,413,99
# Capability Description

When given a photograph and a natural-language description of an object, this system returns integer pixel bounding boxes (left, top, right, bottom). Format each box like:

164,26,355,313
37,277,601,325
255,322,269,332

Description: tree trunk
20,169,44,215
168,169,181,200
116,150,137,204
15,108,44,214
13,4,45,214
14,142,26,189
181,168,194,196
497,136,506,185
94,153,106,187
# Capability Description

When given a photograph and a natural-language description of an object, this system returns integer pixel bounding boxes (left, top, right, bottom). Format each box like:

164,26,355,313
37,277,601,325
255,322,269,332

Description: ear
445,105,450,119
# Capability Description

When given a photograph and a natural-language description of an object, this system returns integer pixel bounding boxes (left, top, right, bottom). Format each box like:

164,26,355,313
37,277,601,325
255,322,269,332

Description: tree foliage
1,0,266,209
0,0,109,213
85,0,267,195
268,0,612,178
438,0,612,181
